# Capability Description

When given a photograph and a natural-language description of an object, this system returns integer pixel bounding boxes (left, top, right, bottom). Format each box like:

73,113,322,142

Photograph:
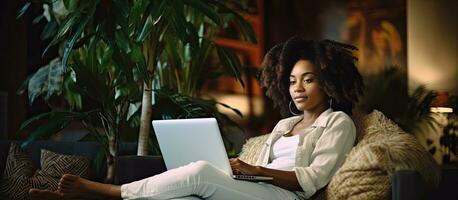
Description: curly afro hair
260,37,364,117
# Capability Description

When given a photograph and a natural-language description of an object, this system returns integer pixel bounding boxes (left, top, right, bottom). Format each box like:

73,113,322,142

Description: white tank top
266,134,299,171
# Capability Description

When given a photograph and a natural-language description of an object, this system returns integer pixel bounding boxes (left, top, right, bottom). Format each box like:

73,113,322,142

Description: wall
0,1,27,138
408,0,458,95
408,0,458,164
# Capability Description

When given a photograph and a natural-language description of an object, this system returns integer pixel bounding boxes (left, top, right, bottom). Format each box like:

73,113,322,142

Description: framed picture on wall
321,0,407,76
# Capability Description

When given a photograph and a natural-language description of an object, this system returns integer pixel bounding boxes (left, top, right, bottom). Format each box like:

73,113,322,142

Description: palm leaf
183,0,222,25
136,0,168,42
167,3,190,44
42,13,79,57
62,1,99,71
20,111,93,148
17,2,31,19
40,19,58,40
213,2,258,44
215,45,245,88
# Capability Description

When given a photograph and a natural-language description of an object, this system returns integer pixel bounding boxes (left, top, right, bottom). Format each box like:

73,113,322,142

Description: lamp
430,91,454,113
430,91,457,164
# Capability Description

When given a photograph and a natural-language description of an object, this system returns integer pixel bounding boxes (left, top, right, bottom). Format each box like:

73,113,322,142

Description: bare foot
29,188,63,200
57,174,121,199
58,174,88,194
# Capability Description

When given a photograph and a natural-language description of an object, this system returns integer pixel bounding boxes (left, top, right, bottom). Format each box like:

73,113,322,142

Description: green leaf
185,21,199,49
155,89,207,118
129,42,143,62
113,0,130,18
115,30,131,54
63,0,78,12
20,110,95,148
167,3,189,43
40,19,58,40
183,0,221,25
215,2,257,44
32,15,45,24
72,56,108,103
136,0,168,42
72,32,96,49
63,74,82,110
136,15,154,42
42,13,79,57
18,112,54,132
20,112,76,148
127,102,141,121
62,1,99,71
129,0,149,26
231,13,258,44
190,38,213,86
163,34,182,70
87,38,98,70
17,2,31,19
215,45,245,88
25,58,65,104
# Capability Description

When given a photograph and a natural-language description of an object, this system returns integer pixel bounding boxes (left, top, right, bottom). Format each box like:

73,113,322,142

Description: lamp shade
431,91,453,113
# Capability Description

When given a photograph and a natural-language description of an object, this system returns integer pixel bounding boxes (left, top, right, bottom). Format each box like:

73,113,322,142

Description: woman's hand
230,158,302,190
229,158,259,175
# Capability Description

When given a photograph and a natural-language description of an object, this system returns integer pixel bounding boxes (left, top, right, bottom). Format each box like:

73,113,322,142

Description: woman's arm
230,158,302,191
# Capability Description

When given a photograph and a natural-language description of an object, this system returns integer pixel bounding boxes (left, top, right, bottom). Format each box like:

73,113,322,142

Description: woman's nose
293,83,305,92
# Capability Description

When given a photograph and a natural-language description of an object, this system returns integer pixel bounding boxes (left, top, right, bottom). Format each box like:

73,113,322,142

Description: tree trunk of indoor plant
137,82,152,156
105,135,119,183
137,33,162,156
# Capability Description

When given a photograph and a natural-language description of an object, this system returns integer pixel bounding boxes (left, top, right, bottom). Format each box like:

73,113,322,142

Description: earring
289,100,301,116
329,98,333,108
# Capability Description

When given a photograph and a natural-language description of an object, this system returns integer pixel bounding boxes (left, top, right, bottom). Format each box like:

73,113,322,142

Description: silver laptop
152,118,273,182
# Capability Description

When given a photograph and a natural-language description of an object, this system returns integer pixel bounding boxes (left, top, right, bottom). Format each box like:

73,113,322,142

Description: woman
29,37,364,200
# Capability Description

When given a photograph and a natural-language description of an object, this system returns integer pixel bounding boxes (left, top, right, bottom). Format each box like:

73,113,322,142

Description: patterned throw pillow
36,149,90,190
0,143,40,200
0,143,91,200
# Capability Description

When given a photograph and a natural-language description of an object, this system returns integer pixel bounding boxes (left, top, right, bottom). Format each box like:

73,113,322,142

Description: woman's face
289,60,328,113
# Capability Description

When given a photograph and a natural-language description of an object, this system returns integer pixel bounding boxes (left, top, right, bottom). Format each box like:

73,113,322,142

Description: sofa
1,110,456,199
1,140,454,200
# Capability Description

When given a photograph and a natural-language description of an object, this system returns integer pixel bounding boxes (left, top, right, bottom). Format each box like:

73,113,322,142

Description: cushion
0,143,37,200
0,143,91,200
238,134,270,165
38,149,90,179
325,110,440,200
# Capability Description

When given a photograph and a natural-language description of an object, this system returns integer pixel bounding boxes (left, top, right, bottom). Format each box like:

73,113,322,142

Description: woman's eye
289,80,296,84
304,78,313,83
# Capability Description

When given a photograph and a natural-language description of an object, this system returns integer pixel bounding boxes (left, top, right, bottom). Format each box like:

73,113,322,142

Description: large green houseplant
18,0,256,183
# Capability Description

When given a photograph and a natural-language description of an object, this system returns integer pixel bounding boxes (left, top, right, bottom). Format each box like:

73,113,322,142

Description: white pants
120,160,299,200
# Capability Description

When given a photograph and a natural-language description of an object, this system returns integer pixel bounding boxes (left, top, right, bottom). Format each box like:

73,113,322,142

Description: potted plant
17,0,256,183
